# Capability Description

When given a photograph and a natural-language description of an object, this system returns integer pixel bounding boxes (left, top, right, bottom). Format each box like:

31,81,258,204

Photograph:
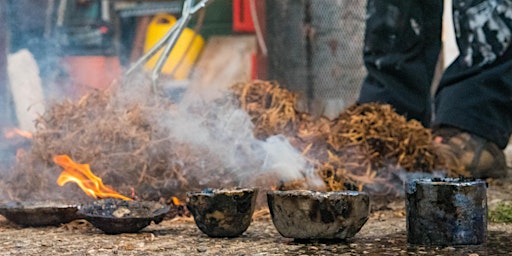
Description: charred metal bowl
186,188,258,237
0,200,80,227
78,199,170,234
267,190,370,240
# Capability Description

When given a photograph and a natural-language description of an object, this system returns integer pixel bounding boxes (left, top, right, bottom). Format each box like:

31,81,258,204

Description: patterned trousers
359,0,512,148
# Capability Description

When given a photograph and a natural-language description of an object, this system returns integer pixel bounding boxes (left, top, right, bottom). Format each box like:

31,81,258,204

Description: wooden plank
253,0,267,79
186,35,256,100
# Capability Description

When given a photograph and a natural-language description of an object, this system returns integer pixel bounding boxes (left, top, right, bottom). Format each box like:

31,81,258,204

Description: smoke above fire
0,67,326,202
0,1,449,203
152,88,325,190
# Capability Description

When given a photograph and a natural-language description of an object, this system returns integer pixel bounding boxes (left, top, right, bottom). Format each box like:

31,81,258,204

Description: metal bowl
0,200,80,227
267,190,370,240
78,199,170,234
186,188,258,237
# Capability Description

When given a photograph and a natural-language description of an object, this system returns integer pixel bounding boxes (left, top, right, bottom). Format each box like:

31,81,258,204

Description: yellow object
144,14,205,79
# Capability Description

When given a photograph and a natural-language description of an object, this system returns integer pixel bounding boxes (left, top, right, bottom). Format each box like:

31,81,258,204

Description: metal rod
124,22,180,76
150,17,188,91
125,0,213,91
150,0,194,91
190,0,211,14
168,8,205,78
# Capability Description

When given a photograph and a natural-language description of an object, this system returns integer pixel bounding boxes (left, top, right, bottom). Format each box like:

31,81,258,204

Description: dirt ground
0,176,511,256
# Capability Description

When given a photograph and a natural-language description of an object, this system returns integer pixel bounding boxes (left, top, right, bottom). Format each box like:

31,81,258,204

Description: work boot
432,127,507,179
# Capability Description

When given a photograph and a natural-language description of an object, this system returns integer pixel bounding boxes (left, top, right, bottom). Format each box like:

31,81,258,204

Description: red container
63,56,121,98
233,0,255,33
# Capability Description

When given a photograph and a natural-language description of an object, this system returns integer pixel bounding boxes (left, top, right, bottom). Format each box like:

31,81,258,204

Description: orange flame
171,196,184,206
4,128,33,139
53,155,132,201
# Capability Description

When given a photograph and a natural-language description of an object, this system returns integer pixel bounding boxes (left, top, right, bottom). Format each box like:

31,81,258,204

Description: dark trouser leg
358,0,443,126
434,0,512,149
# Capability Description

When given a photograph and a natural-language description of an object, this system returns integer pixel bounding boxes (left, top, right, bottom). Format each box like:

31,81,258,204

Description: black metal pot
186,188,258,237
78,198,170,234
0,200,80,227
406,177,487,245
267,190,370,240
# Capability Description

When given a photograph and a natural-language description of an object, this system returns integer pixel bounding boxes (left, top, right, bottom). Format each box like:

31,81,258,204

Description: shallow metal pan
0,200,80,227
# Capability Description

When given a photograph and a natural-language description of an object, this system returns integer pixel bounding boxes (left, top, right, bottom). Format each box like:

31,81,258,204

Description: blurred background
1,0,478,173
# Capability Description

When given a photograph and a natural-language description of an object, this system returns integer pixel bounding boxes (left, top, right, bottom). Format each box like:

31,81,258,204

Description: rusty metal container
0,200,80,227
406,178,487,245
78,199,170,234
186,188,258,237
267,190,370,240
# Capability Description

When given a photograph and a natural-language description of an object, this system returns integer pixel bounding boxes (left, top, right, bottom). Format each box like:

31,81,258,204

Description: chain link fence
265,0,367,118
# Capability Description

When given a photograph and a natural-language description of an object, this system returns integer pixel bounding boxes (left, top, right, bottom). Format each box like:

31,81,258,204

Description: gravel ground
0,209,510,256
0,179,511,256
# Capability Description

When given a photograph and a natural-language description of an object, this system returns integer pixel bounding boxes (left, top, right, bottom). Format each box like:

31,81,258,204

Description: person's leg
358,0,443,126
433,0,512,177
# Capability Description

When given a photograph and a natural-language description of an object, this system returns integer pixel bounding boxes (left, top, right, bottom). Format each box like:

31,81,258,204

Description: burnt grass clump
0,81,462,204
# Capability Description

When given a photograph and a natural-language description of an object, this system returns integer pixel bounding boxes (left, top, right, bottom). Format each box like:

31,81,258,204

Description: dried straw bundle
3,80,463,201
4,90,213,201
231,80,298,139
232,80,463,191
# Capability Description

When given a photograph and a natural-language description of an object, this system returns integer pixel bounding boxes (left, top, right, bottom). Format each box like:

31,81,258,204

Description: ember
53,155,132,201
3,128,33,140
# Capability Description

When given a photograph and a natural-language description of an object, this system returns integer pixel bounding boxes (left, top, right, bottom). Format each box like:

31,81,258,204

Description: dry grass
1,80,462,202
